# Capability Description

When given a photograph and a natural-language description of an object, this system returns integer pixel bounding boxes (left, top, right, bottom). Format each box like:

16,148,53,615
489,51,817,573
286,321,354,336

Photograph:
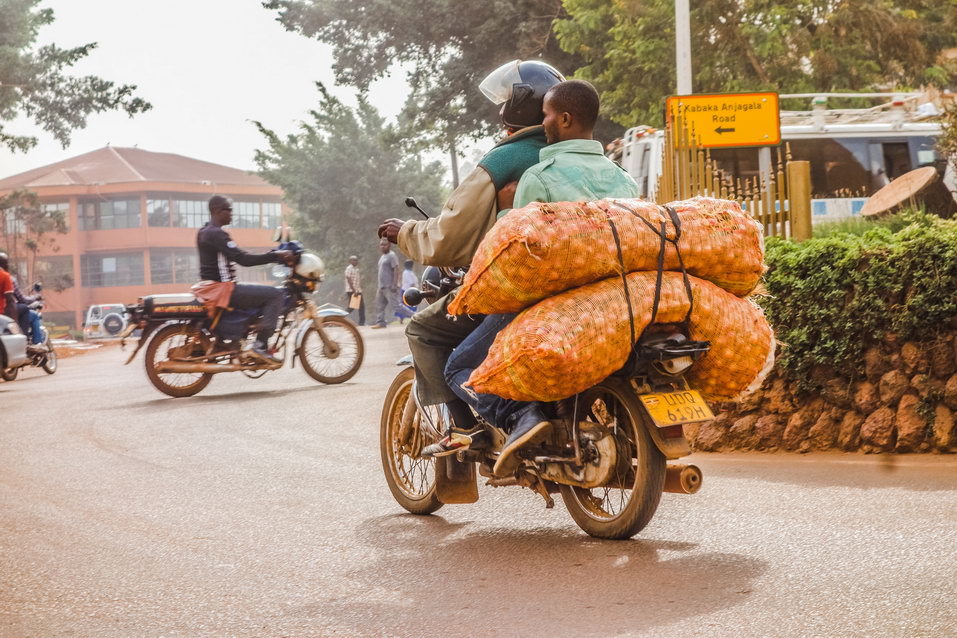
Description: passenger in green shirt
430,80,640,476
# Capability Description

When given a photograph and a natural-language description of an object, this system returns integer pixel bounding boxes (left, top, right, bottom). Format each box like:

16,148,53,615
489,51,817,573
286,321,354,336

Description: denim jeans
16,304,42,344
444,312,543,429
228,283,284,346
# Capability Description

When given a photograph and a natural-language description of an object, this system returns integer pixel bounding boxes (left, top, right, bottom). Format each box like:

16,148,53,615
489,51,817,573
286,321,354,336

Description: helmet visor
479,60,523,105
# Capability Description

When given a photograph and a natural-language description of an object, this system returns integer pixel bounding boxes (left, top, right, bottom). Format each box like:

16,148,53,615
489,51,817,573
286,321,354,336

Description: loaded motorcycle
2,282,57,381
122,242,363,397
379,200,711,539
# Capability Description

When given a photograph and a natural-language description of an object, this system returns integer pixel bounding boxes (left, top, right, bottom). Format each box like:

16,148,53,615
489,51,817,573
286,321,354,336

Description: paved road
2,327,956,637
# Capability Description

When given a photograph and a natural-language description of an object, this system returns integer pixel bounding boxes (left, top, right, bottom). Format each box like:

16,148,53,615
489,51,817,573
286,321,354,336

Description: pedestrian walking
371,237,400,329
395,259,417,324
344,255,365,326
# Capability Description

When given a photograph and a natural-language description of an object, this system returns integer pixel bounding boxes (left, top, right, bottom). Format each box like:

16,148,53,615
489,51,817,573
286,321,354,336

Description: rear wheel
144,324,212,398
380,367,443,515
297,316,364,384
559,379,666,540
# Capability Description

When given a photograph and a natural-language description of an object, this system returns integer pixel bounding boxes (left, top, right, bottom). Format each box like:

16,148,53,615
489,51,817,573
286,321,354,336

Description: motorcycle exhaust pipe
663,464,703,494
155,361,247,373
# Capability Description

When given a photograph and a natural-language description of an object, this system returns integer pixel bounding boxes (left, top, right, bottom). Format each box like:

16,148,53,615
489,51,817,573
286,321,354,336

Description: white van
83,304,128,339
615,93,955,223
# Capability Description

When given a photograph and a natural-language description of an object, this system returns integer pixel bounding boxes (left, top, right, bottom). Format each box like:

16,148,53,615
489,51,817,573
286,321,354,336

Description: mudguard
293,307,352,350
434,456,479,504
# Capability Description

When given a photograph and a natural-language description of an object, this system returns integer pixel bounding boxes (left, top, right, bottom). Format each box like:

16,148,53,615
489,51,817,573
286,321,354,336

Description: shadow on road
109,382,355,411
288,513,767,636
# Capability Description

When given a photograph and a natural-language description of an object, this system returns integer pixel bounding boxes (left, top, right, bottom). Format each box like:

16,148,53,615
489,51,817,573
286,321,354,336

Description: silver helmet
294,252,325,280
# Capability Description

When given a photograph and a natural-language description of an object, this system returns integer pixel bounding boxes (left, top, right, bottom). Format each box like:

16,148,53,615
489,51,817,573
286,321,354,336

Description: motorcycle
2,283,57,381
122,242,364,397
379,200,712,539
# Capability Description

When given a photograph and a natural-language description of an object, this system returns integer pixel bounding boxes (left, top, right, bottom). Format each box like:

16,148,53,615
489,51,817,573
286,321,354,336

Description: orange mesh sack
447,196,764,316
466,271,774,402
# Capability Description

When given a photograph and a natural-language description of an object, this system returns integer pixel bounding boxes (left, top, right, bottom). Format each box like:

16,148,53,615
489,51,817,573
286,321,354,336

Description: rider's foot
421,427,487,458
493,406,552,477
247,342,282,366
26,343,44,354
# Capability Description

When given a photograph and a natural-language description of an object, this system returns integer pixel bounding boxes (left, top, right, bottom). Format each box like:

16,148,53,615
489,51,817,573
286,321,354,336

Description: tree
262,0,583,148
254,84,447,274
555,0,957,128
0,0,151,153
0,188,71,290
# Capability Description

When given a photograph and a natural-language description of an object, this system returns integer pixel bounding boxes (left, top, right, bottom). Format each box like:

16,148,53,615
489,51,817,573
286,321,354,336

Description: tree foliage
555,0,957,127
254,84,447,273
0,0,151,152
263,0,582,147
0,188,72,290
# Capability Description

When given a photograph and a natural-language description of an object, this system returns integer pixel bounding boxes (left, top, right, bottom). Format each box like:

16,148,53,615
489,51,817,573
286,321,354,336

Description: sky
0,0,418,178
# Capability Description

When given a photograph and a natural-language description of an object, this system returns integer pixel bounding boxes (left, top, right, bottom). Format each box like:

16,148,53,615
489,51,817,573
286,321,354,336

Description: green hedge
760,211,957,387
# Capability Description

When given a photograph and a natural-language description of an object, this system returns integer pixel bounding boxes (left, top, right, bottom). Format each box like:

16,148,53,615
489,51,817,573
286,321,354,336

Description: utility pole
675,0,692,94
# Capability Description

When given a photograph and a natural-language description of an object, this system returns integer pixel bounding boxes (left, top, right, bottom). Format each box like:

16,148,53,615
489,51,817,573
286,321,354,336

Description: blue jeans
16,304,42,344
444,313,544,429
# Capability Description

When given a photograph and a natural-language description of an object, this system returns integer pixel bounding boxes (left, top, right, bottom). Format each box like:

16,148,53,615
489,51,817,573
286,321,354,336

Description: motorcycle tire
1,367,17,382
380,367,443,515
559,378,666,540
144,323,213,398
41,343,57,374
297,316,364,384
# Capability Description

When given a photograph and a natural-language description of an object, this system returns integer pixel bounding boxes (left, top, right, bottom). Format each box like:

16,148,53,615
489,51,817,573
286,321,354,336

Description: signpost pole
675,0,692,94
759,146,773,231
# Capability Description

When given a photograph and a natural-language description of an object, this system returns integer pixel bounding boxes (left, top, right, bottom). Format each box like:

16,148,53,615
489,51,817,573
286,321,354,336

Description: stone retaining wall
686,331,957,453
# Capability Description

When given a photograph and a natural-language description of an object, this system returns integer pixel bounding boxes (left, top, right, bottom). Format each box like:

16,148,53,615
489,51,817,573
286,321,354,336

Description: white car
83,304,128,339
0,314,28,375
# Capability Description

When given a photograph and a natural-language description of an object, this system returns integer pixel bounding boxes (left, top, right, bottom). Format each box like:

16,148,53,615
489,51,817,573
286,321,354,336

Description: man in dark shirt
197,196,291,364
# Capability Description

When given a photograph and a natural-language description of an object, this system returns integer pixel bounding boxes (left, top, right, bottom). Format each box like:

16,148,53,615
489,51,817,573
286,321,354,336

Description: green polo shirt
507,139,639,214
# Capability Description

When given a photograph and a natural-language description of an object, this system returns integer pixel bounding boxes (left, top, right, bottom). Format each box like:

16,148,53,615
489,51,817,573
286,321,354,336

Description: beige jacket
397,166,497,268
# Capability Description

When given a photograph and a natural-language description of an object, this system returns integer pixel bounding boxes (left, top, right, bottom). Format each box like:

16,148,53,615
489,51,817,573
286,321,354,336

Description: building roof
0,146,273,191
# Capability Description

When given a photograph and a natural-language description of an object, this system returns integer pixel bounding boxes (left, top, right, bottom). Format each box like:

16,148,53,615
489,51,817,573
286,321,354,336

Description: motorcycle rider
443,79,641,475
196,195,292,364
377,59,565,450
0,253,17,320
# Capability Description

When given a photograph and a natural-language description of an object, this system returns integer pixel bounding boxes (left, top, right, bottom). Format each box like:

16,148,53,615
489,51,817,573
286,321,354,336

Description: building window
232,201,260,229
262,202,281,230
81,252,144,287
33,255,75,290
150,248,198,285
171,199,207,228
2,201,68,235
147,199,171,227
78,198,141,230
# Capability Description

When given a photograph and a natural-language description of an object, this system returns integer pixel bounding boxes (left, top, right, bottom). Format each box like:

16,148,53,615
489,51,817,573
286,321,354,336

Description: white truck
614,92,955,223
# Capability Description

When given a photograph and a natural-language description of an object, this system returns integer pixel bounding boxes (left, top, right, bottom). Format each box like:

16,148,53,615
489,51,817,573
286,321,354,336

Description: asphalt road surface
2,327,956,637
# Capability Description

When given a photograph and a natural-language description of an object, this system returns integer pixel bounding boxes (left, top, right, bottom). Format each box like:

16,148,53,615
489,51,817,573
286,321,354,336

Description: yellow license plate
639,390,714,427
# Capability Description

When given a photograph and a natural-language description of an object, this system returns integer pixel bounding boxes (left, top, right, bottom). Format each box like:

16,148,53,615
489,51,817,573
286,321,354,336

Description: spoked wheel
144,324,213,398
559,378,666,539
380,367,443,515
41,340,57,374
1,367,17,381
297,316,364,384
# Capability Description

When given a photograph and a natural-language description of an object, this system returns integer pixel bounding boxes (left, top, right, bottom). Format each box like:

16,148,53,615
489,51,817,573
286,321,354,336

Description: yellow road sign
666,92,780,148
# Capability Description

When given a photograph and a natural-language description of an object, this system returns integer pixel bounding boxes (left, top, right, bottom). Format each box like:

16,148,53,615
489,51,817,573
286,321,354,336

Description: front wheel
559,379,666,540
41,341,57,374
1,367,17,382
380,367,442,515
144,323,212,398
297,316,364,384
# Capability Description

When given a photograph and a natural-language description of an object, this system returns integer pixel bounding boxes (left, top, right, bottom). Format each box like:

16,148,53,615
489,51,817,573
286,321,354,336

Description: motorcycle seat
142,293,207,318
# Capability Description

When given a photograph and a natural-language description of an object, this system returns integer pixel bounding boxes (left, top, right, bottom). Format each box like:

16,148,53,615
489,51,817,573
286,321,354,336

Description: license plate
639,390,714,427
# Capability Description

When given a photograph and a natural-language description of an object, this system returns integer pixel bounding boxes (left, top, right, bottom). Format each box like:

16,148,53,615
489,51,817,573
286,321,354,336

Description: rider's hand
274,250,295,265
377,218,405,243
497,181,518,211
